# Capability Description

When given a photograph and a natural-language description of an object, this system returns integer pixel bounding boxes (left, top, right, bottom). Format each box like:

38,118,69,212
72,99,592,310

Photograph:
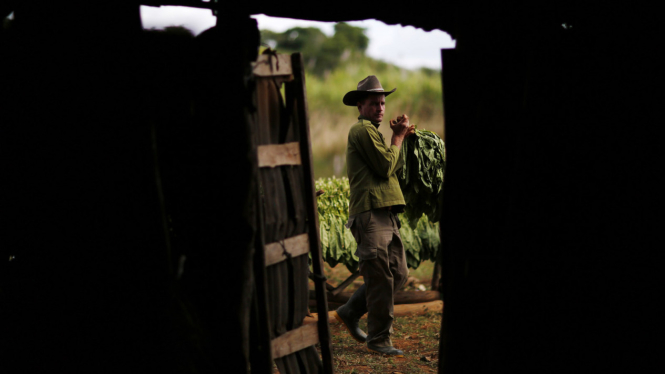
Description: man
332,75,414,357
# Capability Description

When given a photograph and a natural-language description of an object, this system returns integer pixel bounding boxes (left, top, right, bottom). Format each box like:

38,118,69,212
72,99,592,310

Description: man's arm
354,125,403,179
353,115,415,179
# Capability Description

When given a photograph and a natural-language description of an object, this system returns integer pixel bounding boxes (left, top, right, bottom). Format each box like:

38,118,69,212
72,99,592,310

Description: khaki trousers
345,208,409,347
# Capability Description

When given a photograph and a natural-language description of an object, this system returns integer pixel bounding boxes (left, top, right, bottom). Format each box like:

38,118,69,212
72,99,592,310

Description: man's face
358,94,386,123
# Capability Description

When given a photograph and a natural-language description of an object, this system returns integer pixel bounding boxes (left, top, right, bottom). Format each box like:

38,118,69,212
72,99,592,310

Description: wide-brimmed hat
342,75,396,106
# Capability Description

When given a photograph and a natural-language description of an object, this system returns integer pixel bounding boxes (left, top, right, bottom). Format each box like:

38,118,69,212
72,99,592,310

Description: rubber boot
333,284,368,343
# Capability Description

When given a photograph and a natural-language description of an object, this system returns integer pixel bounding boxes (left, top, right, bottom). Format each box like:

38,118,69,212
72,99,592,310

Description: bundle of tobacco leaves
314,176,440,271
398,129,446,229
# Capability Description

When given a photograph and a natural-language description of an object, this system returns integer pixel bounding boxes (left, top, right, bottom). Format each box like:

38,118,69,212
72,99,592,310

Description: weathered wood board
258,142,302,168
271,323,319,359
303,300,444,325
264,233,309,267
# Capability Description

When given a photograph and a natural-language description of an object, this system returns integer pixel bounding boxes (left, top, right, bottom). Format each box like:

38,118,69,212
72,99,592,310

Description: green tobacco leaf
405,249,420,269
320,220,329,258
398,130,445,228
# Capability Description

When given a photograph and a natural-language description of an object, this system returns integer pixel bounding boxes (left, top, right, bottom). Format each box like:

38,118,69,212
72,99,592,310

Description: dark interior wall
2,4,259,373
438,3,660,373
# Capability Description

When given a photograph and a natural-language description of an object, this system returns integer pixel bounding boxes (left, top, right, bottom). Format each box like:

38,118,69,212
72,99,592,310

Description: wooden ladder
249,52,334,374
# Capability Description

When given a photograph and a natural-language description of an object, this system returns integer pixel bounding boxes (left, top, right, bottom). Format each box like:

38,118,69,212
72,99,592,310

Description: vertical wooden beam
291,52,334,374
247,83,274,373
251,182,275,373
438,47,455,374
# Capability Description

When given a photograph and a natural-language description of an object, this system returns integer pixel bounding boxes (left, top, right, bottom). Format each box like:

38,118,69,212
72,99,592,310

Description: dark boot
333,305,367,343
333,284,368,343
367,343,404,357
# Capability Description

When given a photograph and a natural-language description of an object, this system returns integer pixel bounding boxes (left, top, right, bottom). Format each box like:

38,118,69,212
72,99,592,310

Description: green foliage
315,176,359,271
260,22,369,77
305,56,443,127
398,213,441,269
261,27,327,58
399,129,446,228
332,22,369,52
315,176,440,271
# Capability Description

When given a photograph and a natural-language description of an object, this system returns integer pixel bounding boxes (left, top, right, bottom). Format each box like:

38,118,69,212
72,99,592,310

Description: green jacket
346,116,406,215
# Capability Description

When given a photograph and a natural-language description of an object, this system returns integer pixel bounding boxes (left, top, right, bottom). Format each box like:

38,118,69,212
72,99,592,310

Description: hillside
261,24,444,178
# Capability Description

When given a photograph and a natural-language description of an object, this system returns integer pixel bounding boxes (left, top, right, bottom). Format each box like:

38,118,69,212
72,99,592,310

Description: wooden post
248,105,274,374
291,52,334,374
438,47,454,374
329,271,360,296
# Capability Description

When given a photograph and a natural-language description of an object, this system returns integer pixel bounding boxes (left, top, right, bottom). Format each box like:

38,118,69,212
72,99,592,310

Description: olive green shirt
346,116,406,215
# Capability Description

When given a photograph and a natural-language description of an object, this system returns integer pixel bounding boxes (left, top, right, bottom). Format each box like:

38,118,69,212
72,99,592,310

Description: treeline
261,22,369,77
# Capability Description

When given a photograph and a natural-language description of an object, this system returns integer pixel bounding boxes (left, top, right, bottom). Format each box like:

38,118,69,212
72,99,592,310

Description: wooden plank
252,53,293,77
264,233,309,267
328,271,360,296
257,142,301,168
291,52,334,374
271,323,319,359
247,79,275,372
304,300,445,325
311,290,442,305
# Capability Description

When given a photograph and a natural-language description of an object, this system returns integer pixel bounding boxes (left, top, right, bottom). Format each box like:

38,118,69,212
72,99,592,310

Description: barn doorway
139,7,453,373
253,15,453,374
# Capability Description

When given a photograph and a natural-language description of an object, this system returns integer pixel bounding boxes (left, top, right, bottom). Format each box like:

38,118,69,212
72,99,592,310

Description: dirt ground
324,312,442,373
306,261,442,373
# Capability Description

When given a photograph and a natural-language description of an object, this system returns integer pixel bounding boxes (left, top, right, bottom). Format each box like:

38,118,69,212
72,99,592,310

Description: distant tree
260,29,284,50
259,23,369,77
332,22,368,53
276,27,327,53
316,23,369,76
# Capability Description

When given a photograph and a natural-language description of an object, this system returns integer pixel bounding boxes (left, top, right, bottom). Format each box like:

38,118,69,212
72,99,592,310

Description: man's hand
390,114,409,135
407,124,416,137
398,115,416,137
390,114,414,148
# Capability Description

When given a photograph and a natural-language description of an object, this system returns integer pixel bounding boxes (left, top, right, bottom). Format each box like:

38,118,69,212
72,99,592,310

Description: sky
140,6,456,70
